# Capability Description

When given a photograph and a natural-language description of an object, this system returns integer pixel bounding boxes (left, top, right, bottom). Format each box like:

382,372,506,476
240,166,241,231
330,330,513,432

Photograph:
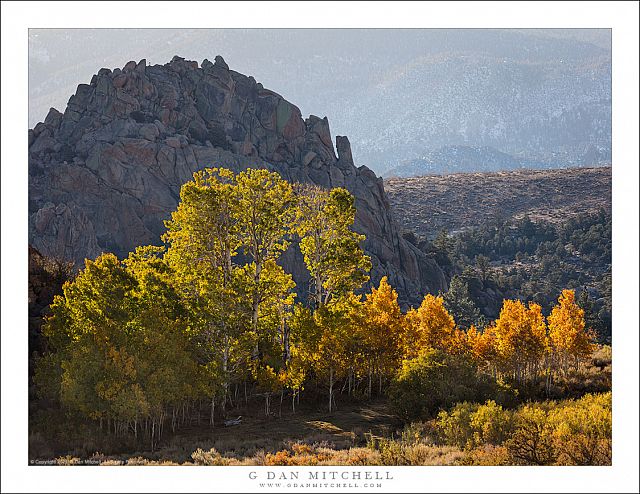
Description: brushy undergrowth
38,392,610,466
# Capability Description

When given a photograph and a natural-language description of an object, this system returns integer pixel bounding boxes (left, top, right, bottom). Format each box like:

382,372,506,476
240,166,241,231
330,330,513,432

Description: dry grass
107,442,463,466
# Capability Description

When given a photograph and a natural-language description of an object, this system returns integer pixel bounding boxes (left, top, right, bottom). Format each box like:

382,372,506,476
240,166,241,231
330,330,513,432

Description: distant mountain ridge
29,29,611,175
383,145,559,178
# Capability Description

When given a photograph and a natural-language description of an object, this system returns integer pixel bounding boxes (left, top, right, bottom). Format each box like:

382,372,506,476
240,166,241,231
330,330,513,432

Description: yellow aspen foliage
449,328,472,356
548,289,596,373
403,294,456,358
356,277,405,395
494,300,547,383
467,324,498,366
360,277,404,369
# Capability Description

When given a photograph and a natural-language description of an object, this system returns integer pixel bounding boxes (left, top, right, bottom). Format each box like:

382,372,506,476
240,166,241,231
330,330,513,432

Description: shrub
437,400,514,450
365,435,463,465
344,448,381,465
459,445,510,465
469,400,514,447
436,402,476,449
548,392,611,465
264,443,330,466
505,405,555,465
191,448,235,466
437,392,611,465
388,350,501,420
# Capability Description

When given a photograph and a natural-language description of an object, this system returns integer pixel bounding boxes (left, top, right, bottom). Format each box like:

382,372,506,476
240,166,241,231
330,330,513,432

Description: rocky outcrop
29,56,446,306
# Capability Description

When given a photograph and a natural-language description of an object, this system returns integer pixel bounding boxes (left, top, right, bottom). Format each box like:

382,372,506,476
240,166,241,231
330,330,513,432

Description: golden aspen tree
494,299,547,384
248,259,296,416
548,289,596,375
234,168,297,353
287,304,321,409
403,294,456,359
466,324,498,374
449,328,472,357
163,167,247,418
312,294,361,412
358,277,404,397
38,250,201,449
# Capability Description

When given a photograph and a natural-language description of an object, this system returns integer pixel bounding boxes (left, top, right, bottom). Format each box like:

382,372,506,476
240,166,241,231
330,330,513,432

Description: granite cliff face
28,56,445,306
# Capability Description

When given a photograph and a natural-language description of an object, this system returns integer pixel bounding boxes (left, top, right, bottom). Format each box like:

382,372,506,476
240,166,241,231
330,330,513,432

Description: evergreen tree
442,275,482,329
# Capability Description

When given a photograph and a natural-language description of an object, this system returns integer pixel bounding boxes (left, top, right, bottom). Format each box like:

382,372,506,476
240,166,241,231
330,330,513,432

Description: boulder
139,123,159,141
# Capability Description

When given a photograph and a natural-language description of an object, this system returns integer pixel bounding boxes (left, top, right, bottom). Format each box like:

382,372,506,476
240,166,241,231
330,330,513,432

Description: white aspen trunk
151,420,155,452
282,315,291,366
368,367,373,399
341,377,348,393
292,390,296,414
210,397,215,427
329,368,334,413
252,259,262,357
314,230,323,308
228,390,234,408
316,272,323,309
223,335,229,413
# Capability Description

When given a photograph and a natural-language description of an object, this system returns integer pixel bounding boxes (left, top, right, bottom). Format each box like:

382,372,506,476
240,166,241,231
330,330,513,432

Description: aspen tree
548,289,596,375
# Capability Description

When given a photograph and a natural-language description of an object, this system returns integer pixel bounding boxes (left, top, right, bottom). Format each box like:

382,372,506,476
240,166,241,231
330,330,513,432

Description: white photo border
2,1,638,493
